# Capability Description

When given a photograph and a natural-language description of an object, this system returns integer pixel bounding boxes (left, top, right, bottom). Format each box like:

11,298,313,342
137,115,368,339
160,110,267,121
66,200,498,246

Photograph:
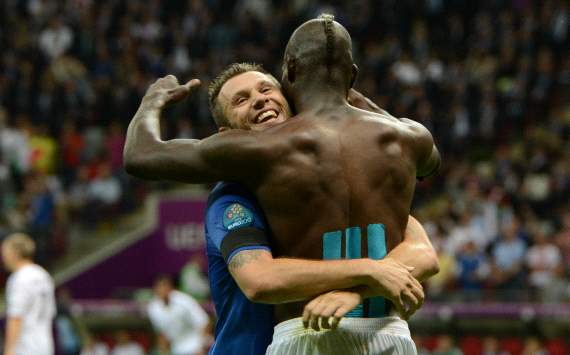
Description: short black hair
284,14,354,89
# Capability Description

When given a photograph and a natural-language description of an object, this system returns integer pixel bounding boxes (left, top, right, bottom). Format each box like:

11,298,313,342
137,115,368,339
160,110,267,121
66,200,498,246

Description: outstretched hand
302,290,362,331
142,75,201,111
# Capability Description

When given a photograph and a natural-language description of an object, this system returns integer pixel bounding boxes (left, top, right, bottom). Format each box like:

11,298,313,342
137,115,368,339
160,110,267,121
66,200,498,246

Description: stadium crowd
1,0,569,300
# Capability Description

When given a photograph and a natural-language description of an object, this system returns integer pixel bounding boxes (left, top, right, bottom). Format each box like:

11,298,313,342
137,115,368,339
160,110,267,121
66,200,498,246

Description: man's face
218,71,292,131
1,243,16,272
154,280,172,301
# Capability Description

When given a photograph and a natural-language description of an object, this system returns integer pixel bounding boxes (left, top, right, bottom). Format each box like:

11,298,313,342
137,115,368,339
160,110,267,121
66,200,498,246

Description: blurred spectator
39,18,74,60
521,337,549,355
526,224,562,292
86,163,122,226
482,336,509,355
433,335,463,355
2,233,56,355
79,334,109,355
147,275,209,355
55,289,83,355
490,221,527,291
455,240,490,296
23,172,55,265
110,331,144,355
179,255,210,302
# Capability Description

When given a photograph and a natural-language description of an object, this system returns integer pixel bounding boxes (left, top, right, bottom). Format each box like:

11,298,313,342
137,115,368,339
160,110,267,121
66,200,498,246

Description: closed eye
233,96,248,105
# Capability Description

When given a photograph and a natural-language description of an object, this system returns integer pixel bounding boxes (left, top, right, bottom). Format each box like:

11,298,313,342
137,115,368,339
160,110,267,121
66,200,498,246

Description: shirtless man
125,16,440,354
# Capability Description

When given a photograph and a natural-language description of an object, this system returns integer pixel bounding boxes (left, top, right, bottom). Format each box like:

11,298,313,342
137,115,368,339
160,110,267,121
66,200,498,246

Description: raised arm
124,75,281,184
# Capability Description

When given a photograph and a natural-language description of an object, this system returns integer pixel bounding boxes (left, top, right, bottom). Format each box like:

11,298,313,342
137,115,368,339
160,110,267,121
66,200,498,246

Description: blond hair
3,233,36,259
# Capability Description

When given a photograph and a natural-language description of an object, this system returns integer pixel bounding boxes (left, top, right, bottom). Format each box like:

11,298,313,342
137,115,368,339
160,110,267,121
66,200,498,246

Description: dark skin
125,19,440,322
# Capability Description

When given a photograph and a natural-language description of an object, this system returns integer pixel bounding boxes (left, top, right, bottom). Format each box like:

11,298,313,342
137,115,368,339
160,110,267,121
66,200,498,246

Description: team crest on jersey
223,203,254,230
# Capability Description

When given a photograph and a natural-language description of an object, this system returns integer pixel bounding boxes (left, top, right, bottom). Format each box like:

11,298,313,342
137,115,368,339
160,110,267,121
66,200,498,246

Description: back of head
283,14,356,92
3,233,35,261
2,233,35,271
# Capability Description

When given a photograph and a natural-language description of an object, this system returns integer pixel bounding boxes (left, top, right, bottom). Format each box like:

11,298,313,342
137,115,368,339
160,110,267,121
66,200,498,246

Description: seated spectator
455,240,490,297
526,223,563,296
521,337,549,355
490,221,527,291
433,335,463,355
86,163,122,226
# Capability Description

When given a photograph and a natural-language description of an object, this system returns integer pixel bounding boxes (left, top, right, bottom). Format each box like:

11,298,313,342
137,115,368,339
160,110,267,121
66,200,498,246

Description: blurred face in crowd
1,242,18,272
217,71,292,132
154,278,173,302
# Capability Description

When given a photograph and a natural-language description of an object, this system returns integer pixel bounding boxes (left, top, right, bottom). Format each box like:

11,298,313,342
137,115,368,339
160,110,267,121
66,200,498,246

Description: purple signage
62,196,208,299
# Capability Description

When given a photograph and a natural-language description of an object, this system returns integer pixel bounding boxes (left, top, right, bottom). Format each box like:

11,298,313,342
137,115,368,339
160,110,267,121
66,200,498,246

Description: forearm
4,317,22,355
231,251,375,304
386,216,439,282
124,103,167,178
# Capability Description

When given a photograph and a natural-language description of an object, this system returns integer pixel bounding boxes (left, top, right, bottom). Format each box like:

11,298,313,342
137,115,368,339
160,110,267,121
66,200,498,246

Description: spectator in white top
87,163,122,206
526,224,562,289
2,233,56,355
147,275,209,355
38,17,74,60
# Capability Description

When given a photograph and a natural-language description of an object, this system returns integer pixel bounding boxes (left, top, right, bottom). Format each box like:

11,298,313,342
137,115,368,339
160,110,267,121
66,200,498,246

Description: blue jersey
205,182,275,355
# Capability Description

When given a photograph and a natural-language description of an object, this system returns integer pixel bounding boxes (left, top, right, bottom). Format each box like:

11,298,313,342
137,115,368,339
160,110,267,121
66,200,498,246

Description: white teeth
257,110,277,123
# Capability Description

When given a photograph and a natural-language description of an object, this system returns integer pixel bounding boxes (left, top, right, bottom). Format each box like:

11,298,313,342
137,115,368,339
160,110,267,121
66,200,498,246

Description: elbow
243,285,264,302
426,249,440,278
241,278,282,304
123,152,145,177
123,145,156,179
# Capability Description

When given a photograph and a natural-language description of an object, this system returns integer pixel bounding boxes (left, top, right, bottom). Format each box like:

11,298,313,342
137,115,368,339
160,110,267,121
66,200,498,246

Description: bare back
246,104,428,321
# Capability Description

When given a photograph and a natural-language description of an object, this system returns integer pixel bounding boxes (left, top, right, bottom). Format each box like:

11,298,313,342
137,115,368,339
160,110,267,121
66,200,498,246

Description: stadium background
0,0,569,354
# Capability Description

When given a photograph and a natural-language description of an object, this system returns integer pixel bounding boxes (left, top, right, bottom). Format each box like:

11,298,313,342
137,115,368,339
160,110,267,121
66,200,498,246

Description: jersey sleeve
205,192,271,263
6,277,33,318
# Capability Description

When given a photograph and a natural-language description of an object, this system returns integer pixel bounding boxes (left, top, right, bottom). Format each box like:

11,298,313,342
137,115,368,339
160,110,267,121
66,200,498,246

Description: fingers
319,302,341,330
185,78,201,90
302,298,319,329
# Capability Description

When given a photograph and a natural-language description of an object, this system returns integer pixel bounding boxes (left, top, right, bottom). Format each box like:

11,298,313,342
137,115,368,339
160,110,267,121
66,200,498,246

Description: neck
13,259,32,272
291,82,348,112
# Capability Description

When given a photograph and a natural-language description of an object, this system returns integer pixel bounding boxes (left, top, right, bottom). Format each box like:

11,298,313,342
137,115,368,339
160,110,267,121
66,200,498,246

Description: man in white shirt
147,275,209,355
2,233,56,355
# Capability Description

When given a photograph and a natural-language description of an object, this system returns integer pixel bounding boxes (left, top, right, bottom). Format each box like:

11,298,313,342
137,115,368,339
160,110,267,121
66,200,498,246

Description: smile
256,109,279,123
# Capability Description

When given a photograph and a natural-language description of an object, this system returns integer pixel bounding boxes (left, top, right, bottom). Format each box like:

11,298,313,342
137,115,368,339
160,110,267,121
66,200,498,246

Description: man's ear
286,56,296,85
218,126,229,133
350,64,359,88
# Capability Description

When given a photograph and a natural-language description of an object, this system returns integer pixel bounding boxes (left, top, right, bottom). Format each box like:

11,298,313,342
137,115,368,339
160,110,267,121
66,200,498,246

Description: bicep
228,249,273,285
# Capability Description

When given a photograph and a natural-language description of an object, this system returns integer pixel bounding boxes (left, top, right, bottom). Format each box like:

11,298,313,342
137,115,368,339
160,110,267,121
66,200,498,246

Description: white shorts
265,316,417,355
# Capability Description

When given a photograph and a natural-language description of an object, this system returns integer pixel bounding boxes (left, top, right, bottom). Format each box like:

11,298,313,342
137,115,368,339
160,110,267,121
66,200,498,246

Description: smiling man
125,15,440,355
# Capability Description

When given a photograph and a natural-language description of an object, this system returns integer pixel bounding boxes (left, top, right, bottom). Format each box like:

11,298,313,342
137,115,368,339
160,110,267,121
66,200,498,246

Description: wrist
354,258,378,286
139,99,163,114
